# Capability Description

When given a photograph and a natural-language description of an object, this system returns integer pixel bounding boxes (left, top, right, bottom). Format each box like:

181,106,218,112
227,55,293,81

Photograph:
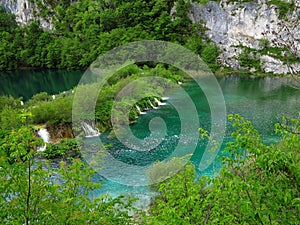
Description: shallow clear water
88,75,300,207
1,70,299,208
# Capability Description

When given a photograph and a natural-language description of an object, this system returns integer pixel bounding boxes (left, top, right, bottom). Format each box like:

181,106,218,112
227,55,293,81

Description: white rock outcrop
1,0,299,74
190,0,300,74
0,0,52,29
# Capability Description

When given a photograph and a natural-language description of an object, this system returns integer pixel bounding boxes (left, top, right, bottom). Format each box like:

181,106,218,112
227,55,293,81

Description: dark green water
0,69,83,100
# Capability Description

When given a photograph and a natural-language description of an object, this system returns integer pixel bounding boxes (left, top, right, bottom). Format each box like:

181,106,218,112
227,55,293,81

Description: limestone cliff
0,0,52,29
1,0,31,23
190,0,300,74
1,0,299,74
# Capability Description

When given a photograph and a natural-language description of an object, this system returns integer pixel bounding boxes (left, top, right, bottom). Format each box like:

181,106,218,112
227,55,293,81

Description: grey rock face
190,0,300,74
1,0,299,74
0,0,52,29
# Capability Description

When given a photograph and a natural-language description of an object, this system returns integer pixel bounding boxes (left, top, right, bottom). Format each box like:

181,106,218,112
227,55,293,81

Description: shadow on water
0,69,84,100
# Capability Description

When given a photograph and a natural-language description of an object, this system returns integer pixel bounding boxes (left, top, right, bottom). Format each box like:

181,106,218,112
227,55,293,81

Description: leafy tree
146,114,300,224
0,125,43,225
201,43,221,72
0,6,17,32
0,31,17,70
21,21,44,67
0,124,136,224
146,162,209,225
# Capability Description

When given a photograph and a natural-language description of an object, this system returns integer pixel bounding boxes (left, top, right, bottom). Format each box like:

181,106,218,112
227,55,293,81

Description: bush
146,114,300,224
200,43,220,72
238,49,261,71
28,92,50,105
0,95,22,111
267,0,295,19
31,96,72,124
39,138,80,159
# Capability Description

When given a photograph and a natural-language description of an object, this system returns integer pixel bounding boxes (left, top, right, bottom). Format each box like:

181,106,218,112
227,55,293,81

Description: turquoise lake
89,76,300,207
1,70,299,207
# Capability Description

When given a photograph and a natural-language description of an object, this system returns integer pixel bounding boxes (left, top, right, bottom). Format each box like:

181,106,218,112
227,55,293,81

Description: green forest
0,0,219,71
0,0,299,224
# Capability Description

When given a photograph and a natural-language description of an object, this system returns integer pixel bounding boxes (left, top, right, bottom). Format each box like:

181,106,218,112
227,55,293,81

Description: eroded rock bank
46,122,74,143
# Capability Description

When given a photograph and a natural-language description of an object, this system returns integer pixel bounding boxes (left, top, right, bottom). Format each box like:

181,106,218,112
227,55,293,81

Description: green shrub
31,96,72,124
28,92,50,104
201,43,221,72
0,95,22,111
267,0,295,19
39,138,80,159
258,38,270,49
238,49,261,71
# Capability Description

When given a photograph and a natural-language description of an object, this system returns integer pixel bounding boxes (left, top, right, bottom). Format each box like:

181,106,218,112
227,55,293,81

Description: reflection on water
0,69,83,100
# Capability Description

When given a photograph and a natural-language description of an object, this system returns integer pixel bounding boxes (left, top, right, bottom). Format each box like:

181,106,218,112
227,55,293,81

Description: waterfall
148,100,158,109
135,105,146,115
37,128,50,151
161,97,169,100
81,122,100,138
154,98,167,106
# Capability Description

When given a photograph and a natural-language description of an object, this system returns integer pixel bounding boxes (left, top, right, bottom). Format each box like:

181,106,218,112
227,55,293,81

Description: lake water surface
90,75,300,207
1,70,299,208
0,69,83,100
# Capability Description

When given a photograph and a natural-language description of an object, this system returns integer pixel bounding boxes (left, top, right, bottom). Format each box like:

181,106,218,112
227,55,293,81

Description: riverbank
214,67,296,78
1,66,299,161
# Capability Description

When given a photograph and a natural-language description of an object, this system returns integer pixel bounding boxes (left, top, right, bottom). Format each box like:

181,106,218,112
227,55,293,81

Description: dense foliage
146,114,300,224
0,0,220,71
0,0,299,223
0,116,135,224
1,94,299,224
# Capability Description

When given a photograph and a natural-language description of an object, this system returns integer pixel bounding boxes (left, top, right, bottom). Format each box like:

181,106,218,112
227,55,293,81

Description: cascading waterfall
135,105,147,115
37,128,50,151
148,100,158,109
81,122,100,138
154,97,167,106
